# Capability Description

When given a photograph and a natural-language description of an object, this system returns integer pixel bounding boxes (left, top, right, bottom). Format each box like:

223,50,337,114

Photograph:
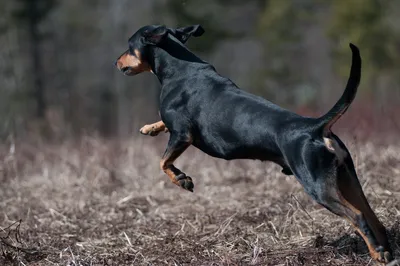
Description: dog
115,24,393,263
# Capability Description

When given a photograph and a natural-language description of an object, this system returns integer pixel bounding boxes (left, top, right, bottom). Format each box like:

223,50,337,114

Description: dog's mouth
121,67,134,75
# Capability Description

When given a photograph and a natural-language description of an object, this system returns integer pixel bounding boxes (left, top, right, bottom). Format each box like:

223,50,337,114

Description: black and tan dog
115,24,393,263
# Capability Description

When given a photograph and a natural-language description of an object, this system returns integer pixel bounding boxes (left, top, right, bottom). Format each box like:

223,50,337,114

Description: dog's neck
149,37,208,84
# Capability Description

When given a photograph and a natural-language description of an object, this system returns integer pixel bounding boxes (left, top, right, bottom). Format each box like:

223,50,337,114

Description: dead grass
0,134,399,265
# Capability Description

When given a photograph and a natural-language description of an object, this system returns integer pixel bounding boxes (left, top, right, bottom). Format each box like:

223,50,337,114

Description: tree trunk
28,0,46,118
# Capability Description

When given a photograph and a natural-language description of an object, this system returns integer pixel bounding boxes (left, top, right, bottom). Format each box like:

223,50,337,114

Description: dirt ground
0,135,399,265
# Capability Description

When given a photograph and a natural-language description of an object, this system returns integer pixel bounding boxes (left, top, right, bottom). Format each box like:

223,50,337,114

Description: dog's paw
175,173,194,192
139,124,160,136
373,246,393,263
383,251,393,263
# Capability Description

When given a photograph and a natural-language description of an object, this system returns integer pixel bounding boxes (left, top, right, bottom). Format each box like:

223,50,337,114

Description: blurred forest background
1,0,400,142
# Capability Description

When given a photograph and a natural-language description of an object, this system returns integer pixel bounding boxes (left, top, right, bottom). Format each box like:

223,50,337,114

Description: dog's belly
192,138,292,175
191,136,283,162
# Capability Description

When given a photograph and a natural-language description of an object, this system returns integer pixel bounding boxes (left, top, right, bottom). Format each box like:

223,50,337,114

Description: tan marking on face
116,49,151,75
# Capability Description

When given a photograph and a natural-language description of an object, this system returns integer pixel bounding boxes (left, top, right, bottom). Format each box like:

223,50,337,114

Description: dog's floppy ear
172,25,205,44
143,25,168,45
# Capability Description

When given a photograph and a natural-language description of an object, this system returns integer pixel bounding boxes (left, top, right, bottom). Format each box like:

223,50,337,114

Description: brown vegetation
0,135,399,265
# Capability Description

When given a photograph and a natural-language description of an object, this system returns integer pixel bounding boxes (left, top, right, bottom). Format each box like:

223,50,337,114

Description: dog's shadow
325,222,400,259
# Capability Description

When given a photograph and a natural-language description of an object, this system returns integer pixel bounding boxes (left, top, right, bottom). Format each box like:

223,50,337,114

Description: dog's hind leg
290,141,392,263
140,120,168,136
160,131,194,192
334,156,392,262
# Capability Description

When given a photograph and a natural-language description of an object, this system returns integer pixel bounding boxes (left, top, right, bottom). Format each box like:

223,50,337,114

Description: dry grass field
0,135,399,265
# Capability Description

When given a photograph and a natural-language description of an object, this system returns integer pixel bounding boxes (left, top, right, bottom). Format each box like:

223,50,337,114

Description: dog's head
115,24,204,76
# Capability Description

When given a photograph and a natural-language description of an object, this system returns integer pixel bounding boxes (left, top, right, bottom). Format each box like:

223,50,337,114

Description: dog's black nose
114,60,117,67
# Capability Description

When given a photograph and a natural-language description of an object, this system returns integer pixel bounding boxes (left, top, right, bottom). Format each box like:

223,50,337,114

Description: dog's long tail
317,43,361,136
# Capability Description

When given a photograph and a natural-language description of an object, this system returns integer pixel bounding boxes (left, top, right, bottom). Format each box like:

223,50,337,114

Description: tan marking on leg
159,135,193,191
340,199,383,261
337,168,391,262
338,170,389,248
160,159,181,186
140,121,168,136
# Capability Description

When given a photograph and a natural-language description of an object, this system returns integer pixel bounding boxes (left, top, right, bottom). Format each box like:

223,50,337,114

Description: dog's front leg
140,120,169,136
160,132,194,192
